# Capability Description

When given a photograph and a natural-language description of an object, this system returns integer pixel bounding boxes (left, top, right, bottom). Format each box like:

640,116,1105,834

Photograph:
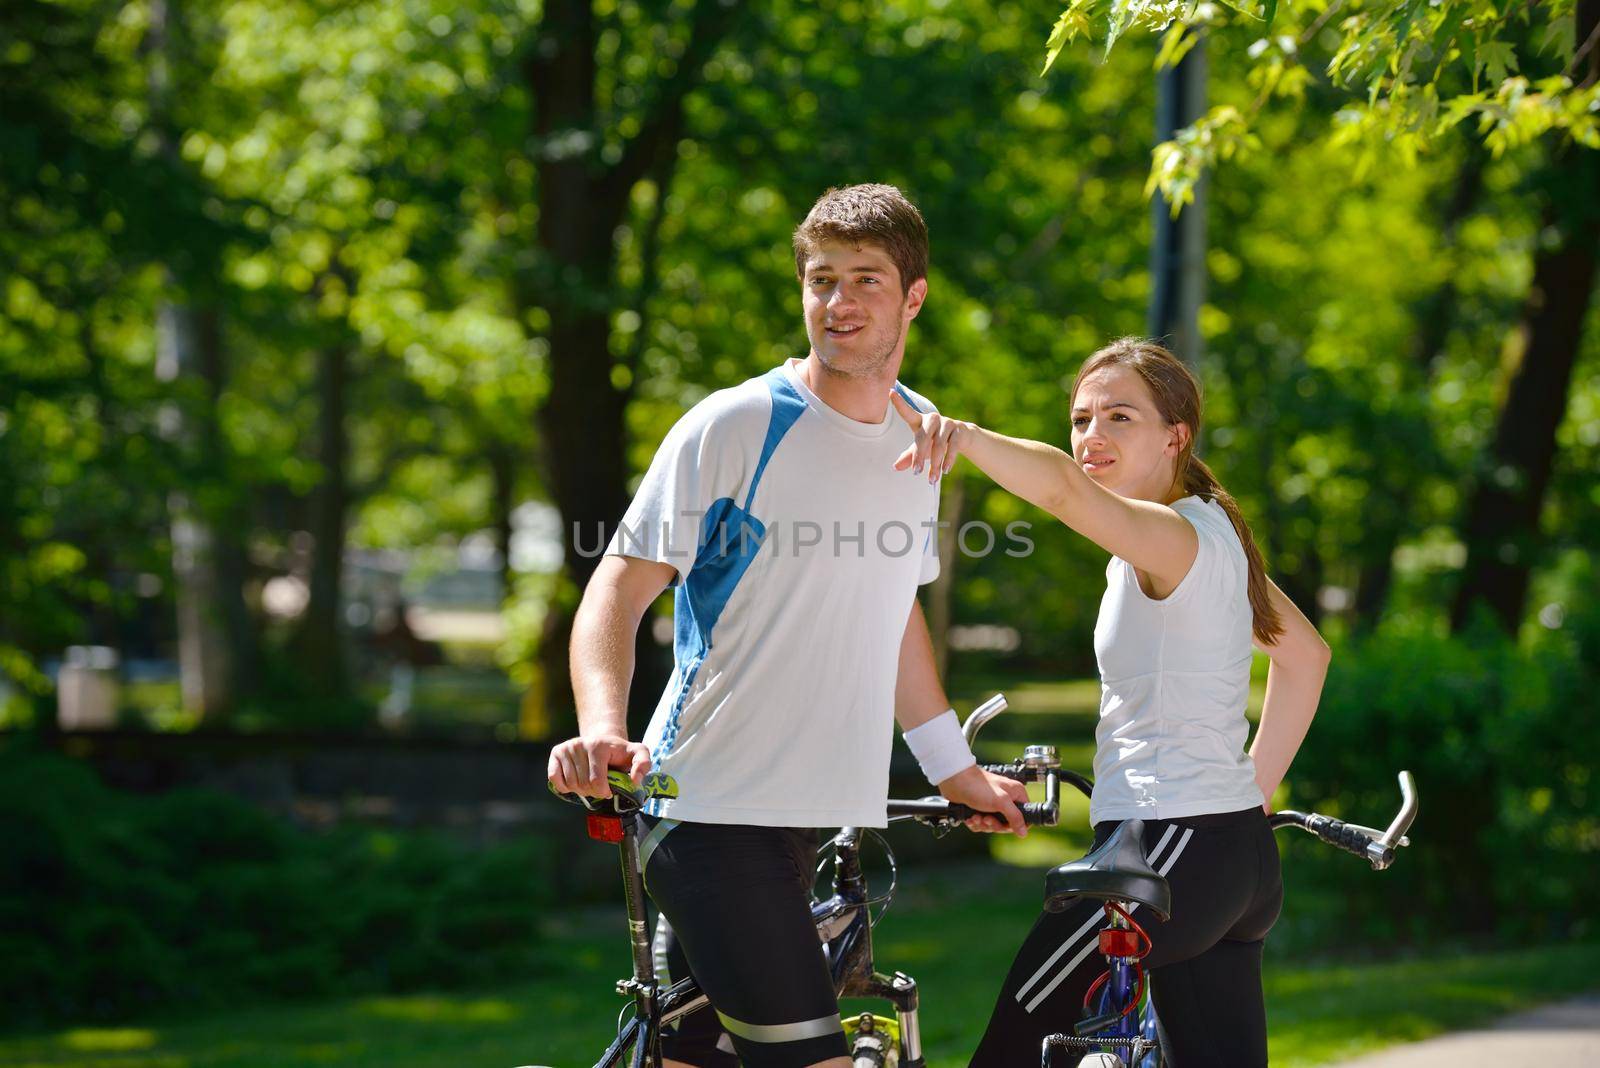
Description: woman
890,338,1330,1067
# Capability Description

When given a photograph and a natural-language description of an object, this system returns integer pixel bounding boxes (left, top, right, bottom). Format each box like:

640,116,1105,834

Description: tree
516,0,746,730
1044,0,1600,635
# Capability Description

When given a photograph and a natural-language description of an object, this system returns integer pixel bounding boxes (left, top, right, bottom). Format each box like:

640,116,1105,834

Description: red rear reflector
1099,928,1140,957
587,814,624,842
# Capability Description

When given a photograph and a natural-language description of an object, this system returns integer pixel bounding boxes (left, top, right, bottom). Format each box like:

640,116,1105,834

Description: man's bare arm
548,554,678,798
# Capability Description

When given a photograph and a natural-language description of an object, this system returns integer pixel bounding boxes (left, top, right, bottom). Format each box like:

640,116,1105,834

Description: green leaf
1042,8,1082,74
1480,40,1518,89
1537,11,1577,61
1262,0,1278,31
1428,4,1466,72
1155,21,1200,70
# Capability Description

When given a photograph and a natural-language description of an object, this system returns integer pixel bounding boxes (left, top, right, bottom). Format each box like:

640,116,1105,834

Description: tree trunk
147,0,244,719
1450,159,1599,633
520,0,741,734
488,440,517,601
158,303,234,718
300,341,351,698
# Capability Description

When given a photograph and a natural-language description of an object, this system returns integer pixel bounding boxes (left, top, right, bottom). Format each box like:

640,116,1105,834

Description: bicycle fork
828,829,926,1068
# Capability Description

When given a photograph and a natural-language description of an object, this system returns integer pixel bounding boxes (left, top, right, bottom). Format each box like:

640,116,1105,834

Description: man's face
800,240,927,378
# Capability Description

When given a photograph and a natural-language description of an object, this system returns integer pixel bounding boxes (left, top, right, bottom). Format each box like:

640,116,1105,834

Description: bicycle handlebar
1268,771,1417,870
548,709,1418,874
885,797,1058,825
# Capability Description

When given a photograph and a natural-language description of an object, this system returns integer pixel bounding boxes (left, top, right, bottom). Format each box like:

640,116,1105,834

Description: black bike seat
1043,819,1172,921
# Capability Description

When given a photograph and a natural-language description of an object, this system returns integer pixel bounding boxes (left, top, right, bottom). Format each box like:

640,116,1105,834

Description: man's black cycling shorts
640,815,846,1068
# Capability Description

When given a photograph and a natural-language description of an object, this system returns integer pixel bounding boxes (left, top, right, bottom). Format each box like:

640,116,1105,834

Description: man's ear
903,277,929,320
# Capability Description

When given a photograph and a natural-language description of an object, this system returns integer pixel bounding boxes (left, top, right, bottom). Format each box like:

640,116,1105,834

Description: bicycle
535,696,1418,1068
1038,771,1419,1068
536,694,1065,1068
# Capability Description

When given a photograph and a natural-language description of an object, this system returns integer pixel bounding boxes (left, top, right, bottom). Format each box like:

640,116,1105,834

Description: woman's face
1069,365,1189,503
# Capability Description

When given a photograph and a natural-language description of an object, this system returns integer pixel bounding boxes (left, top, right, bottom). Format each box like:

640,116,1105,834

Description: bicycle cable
861,826,898,927
812,828,900,927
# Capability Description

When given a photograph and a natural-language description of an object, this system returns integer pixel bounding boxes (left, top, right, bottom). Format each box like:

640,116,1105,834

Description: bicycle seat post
617,813,658,998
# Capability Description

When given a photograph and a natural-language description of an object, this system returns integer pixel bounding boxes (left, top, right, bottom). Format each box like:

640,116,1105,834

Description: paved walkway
1325,994,1600,1066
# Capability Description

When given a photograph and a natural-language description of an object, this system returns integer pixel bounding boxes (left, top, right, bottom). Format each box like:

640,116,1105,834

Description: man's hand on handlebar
938,765,1030,837
547,734,652,799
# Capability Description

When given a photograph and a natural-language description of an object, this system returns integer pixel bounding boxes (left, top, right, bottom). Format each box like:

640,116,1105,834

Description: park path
1323,994,1600,1066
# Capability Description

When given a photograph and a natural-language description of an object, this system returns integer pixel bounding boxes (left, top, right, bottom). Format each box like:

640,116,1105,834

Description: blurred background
2,0,1596,1064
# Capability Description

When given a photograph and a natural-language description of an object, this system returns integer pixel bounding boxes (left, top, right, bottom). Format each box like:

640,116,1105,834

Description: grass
3,860,1595,1068
12,671,1583,1065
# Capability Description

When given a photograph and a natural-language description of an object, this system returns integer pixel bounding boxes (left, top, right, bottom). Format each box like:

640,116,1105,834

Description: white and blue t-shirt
604,357,941,828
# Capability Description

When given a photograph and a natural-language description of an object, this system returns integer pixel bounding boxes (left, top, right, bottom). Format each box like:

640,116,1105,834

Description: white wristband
904,708,976,785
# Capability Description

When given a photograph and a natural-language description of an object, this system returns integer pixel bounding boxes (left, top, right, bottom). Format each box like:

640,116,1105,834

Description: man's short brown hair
792,184,928,293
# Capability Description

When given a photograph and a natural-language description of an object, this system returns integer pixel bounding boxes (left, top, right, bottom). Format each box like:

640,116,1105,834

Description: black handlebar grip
940,801,1053,825
1021,802,1052,825
1314,816,1375,859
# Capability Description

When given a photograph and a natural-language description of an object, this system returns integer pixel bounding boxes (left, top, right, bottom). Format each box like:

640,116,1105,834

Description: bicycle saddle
548,770,646,816
1043,819,1172,921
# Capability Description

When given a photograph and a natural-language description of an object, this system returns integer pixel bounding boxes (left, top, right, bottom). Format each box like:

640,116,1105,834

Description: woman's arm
1248,578,1332,809
888,394,1198,591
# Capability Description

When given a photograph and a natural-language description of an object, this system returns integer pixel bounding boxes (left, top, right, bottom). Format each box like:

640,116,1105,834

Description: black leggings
970,807,1283,1068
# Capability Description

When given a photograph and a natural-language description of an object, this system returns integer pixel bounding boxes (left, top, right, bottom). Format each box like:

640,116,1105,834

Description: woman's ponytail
1182,458,1283,646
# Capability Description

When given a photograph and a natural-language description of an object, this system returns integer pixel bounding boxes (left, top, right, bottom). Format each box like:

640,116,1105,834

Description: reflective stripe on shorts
714,1010,845,1044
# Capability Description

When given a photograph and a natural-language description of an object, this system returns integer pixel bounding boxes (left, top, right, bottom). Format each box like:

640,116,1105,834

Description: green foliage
3,0,1596,712
1272,605,1598,950
0,745,553,1027
1043,0,1600,207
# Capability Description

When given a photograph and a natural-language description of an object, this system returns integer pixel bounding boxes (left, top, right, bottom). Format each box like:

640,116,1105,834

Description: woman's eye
1071,417,1088,427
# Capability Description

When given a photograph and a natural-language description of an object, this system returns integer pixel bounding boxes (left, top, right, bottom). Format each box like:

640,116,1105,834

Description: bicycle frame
813,826,927,1066
590,808,700,1068
577,694,1062,1068
588,816,925,1068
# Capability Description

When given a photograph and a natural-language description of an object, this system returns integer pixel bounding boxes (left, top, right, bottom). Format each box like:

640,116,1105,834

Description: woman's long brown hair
1072,338,1284,645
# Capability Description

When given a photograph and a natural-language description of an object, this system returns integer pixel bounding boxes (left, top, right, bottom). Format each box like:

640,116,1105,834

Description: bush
1272,609,1598,952
0,746,554,1028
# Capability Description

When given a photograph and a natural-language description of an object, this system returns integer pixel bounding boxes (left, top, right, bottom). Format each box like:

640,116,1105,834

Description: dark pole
1148,31,1208,367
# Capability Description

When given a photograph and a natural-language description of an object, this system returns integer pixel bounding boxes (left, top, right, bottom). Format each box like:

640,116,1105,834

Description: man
547,184,1027,1068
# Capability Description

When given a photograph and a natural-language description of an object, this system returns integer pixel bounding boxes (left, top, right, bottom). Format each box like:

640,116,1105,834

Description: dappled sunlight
62,1029,160,1052
357,995,520,1024
991,824,1086,869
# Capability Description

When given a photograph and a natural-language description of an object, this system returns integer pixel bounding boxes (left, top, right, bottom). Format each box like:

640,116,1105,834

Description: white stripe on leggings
1022,826,1194,1014
1014,824,1180,1005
